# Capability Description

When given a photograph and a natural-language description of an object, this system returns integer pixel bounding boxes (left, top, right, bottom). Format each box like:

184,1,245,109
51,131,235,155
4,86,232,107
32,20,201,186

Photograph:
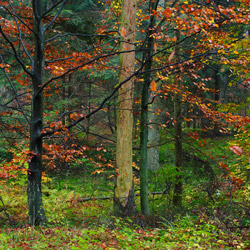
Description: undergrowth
0,136,250,249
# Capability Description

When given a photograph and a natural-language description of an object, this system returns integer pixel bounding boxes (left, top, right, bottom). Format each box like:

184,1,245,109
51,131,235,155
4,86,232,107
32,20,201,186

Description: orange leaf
121,27,126,37
168,51,175,62
151,80,157,92
154,43,157,52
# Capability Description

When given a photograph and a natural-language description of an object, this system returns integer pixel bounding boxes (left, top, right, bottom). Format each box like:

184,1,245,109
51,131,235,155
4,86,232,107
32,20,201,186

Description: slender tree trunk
87,80,91,138
140,72,150,215
27,0,46,226
147,0,164,173
114,0,136,217
147,98,160,171
173,29,183,207
139,0,159,216
173,89,183,206
213,65,220,136
62,76,66,126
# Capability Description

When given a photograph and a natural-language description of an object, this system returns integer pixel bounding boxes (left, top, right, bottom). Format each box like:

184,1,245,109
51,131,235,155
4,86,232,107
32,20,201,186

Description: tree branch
0,56,30,124
44,0,68,32
0,25,33,76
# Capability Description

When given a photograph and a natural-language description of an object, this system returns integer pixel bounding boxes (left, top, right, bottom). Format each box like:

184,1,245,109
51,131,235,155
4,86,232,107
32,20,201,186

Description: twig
0,196,13,226
77,191,165,202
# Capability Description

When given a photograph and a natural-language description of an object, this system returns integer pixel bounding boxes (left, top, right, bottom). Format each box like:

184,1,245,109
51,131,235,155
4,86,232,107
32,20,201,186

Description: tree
139,0,161,216
26,0,47,225
0,0,118,225
114,0,137,217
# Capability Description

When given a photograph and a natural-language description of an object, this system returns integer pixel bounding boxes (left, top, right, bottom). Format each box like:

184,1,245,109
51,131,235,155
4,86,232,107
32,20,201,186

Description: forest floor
1,136,250,249
0,174,249,249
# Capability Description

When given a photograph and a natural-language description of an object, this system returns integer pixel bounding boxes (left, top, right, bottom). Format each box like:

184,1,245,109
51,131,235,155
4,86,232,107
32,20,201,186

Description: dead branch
78,191,165,202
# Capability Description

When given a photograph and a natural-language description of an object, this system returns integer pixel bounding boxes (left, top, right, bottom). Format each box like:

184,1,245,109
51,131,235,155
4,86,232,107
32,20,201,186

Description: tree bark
147,97,160,171
173,28,183,207
27,0,46,226
173,89,183,207
114,0,136,217
140,70,150,215
146,0,164,173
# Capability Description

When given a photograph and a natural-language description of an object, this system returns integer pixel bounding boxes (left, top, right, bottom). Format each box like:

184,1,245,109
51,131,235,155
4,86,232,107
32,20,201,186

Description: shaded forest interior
0,0,249,248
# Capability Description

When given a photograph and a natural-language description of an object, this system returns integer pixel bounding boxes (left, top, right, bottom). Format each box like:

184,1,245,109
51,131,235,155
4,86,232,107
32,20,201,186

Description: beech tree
114,0,137,217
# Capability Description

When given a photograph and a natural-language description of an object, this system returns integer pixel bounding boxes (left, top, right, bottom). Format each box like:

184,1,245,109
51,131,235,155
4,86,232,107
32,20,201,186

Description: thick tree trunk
114,0,136,217
27,0,46,226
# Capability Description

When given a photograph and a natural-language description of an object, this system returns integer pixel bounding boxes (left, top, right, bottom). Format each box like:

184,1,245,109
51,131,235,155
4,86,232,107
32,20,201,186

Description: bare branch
77,192,166,202
41,0,64,18
0,56,30,124
45,32,116,43
44,0,68,32
37,48,138,96
0,25,33,76
0,196,13,226
7,2,34,65
45,56,74,63
1,4,34,34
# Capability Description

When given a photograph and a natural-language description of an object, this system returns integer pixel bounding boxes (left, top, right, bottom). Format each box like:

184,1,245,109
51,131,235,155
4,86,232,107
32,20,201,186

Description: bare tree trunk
27,0,46,226
140,0,160,216
173,28,183,207
146,0,164,173
114,0,136,217
173,89,183,207
147,97,160,171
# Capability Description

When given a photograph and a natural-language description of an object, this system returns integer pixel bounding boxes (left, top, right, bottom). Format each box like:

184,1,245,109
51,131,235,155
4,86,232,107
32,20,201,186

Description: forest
0,0,249,249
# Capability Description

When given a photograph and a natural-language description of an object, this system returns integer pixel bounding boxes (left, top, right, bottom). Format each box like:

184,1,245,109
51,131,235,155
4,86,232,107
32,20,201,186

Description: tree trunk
139,0,159,216
27,0,46,226
147,98,160,171
114,0,136,217
173,29,183,207
213,65,220,136
147,0,164,172
140,71,150,215
173,90,183,206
